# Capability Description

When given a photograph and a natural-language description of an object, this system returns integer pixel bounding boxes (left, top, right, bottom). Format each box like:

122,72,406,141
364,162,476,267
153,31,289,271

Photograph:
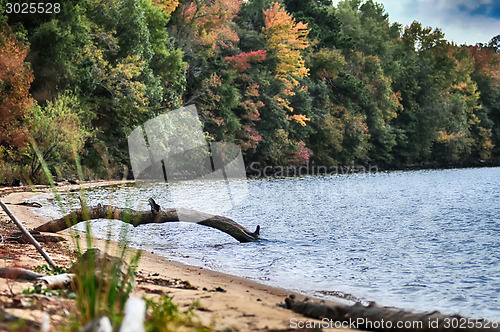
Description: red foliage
239,83,264,152
240,125,263,152
224,50,267,72
0,28,33,148
468,45,500,84
289,141,310,164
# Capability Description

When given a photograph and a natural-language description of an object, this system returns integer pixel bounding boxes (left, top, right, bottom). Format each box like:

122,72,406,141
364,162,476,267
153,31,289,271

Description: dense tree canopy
1,0,499,183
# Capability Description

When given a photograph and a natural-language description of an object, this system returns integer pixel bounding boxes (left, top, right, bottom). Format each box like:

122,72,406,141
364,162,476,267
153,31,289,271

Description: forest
1,0,500,183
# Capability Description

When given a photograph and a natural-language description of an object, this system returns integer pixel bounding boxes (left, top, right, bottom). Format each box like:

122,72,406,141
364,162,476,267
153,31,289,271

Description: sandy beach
0,184,353,331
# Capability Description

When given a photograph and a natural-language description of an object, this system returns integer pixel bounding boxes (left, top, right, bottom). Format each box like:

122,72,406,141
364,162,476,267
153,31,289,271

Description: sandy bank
1,184,354,331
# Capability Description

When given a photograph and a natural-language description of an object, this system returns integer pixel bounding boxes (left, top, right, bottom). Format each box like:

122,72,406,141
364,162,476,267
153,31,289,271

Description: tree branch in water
35,198,260,243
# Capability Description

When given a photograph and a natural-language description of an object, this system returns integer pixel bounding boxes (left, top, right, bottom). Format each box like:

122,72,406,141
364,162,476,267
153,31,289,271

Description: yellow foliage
436,130,465,144
263,2,310,84
287,114,311,127
262,2,311,123
152,0,179,16
80,44,148,110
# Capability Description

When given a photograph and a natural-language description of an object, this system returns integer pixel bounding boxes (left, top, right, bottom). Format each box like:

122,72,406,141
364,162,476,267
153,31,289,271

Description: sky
332,0,500,45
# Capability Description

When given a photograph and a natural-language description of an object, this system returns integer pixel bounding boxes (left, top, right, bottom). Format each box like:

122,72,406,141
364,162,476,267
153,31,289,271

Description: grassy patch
145,296,211,332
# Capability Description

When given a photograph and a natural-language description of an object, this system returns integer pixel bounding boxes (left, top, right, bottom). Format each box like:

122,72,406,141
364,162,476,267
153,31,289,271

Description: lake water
34,167,500,321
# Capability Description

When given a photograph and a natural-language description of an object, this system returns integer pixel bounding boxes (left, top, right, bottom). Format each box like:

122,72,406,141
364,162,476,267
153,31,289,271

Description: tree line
1,0,499,183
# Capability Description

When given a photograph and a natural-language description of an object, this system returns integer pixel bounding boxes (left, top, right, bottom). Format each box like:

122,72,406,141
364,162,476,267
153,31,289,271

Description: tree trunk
35,199,260,243
282,295,499,332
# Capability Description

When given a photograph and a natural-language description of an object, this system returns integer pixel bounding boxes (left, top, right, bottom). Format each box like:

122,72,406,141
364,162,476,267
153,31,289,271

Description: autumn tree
0,23,33,149
2,0,500,180
263,2,311,126
172,0,242,55
152,0,180,16
469,42,500,160
430,45,483,162
224,50,267,152
169,0,244,146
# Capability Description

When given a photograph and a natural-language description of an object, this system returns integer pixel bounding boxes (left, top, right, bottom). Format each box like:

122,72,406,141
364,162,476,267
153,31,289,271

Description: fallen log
35,198,260,243
0,250,123,290
35,273,75,290
4,230,66,244
13,201,43,208
282,295,500,332
0,267,44,281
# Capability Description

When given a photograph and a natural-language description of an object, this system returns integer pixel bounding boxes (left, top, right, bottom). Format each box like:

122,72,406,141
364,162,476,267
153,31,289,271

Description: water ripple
34,167,500,321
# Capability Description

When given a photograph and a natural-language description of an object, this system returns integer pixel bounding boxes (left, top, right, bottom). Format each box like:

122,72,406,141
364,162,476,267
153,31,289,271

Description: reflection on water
34,167,500,321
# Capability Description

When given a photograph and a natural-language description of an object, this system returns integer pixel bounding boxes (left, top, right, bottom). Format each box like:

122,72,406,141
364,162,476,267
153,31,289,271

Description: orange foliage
181,0,242,53
287,114,311,127
0,29,33,148
436,130,465,144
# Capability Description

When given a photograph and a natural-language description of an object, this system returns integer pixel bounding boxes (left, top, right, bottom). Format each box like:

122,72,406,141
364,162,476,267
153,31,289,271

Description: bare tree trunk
35,199,260,243
282,295,499,332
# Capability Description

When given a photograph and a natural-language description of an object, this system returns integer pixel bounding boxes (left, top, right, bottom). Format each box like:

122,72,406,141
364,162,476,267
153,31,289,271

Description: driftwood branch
4,230,66,244
0,267,45,281
0,268,75,291
11,201,43,208
35,273,75,290
282,295,500,332
0,250,121,290
0,267,74,289
35,198,260,243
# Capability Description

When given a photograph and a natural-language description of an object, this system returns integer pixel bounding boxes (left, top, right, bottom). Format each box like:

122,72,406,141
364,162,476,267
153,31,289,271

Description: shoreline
244,161,500,178
1,183,355,331
3,180,497,330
